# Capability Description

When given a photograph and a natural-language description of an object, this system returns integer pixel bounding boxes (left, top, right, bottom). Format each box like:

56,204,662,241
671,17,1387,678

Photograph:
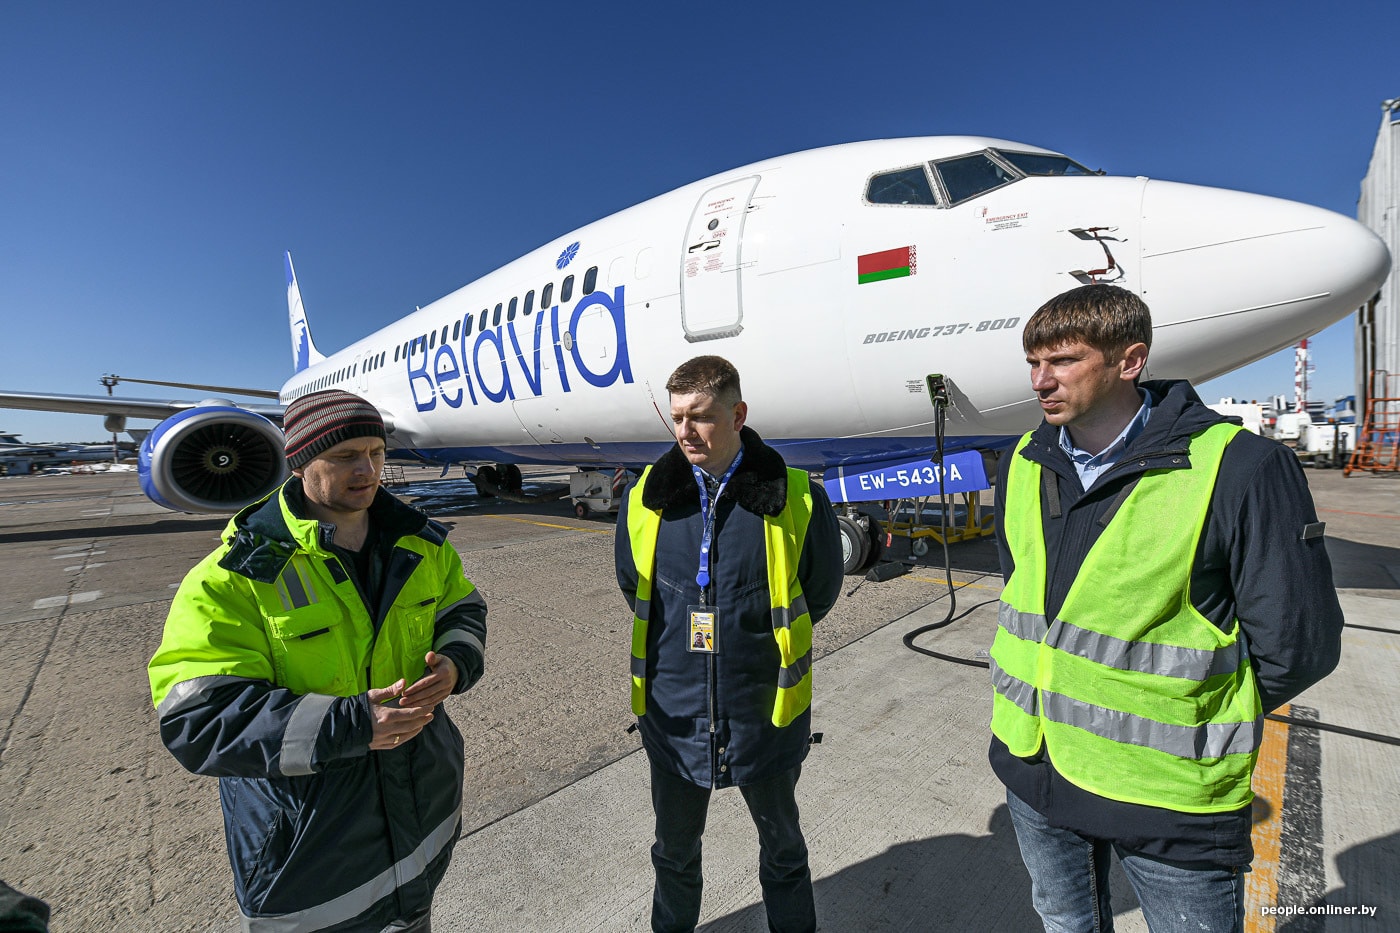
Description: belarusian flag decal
857,246,916,284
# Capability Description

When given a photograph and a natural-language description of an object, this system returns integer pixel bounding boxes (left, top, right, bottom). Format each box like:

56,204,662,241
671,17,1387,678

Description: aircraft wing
0,390,286,422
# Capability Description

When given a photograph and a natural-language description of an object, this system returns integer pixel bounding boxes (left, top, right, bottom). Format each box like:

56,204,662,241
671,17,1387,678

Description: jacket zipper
708,652,717,789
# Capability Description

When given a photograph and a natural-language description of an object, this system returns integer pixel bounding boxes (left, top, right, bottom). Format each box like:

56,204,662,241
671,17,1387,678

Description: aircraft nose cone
1140,180,1391,381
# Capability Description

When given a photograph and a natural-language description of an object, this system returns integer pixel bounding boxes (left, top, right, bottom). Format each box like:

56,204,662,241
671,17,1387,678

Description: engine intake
139,407,287,513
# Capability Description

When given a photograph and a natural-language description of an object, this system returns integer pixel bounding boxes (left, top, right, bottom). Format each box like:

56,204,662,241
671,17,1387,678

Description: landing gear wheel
836,515,871,575
500,463,524,493
861,519,883,570
473,465,499,498
574,501,590,520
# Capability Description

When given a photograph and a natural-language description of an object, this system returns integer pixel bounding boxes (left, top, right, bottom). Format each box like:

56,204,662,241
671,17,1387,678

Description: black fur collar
641,426,789,516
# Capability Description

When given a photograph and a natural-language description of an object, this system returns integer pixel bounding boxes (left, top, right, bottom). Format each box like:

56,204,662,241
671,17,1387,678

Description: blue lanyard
693,448,744,597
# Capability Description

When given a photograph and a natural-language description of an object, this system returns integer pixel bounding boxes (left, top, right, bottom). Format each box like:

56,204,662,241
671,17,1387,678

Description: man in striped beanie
150,387,487,932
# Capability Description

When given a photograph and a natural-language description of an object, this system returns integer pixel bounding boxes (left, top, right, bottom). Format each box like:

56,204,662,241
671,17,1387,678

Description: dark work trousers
648,760,815,933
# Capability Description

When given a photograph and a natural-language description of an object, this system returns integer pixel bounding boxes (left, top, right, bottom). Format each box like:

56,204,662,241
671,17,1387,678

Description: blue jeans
649,761,815,933
1006,790,1245,933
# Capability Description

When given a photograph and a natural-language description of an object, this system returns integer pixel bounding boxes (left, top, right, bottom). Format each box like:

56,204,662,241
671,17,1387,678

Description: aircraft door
681,175,758,342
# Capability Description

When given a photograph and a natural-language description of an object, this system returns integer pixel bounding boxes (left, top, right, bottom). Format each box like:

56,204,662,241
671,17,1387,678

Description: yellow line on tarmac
906,578,1002,591
484,514,612,534
1245,704,1290,932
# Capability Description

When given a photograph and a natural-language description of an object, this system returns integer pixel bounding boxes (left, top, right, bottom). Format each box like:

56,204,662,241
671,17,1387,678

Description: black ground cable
900,389,995,668
903,592,999,668
1263,713,1400,746
1342,621,1400,635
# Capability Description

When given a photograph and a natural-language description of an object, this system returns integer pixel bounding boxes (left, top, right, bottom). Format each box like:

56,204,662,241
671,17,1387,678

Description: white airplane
0,136,1389,544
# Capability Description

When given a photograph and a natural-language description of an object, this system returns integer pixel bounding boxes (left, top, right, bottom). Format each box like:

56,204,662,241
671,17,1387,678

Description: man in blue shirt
991,284,1343,932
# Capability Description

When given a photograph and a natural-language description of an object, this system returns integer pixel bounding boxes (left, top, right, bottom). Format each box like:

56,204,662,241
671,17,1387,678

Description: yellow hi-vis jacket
990,422,1263,813
626,464,815,728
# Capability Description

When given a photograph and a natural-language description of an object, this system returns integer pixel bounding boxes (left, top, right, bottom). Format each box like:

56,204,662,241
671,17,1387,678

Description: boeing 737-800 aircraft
0,136,1389,529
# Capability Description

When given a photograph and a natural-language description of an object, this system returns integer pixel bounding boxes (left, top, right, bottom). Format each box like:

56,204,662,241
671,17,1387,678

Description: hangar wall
1356,99,1400,407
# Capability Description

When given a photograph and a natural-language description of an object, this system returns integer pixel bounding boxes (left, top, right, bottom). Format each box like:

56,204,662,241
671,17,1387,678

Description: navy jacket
992,380,1343,866
616,427,843,788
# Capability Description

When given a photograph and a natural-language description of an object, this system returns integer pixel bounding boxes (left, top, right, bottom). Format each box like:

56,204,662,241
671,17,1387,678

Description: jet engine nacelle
138,406,288,514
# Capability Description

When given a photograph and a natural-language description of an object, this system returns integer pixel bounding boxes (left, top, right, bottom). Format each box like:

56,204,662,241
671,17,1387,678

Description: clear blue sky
2,2,1396,441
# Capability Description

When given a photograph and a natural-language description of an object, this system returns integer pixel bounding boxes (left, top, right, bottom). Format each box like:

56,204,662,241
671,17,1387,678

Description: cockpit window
866,148,1095,210
993,150,1093,177
866,166,938,206
933,153,1018,206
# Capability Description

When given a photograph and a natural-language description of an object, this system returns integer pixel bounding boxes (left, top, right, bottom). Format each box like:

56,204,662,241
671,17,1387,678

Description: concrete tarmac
0,465,1395,931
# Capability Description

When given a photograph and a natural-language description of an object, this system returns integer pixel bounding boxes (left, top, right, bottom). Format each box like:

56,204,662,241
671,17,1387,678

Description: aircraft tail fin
285,252,327,373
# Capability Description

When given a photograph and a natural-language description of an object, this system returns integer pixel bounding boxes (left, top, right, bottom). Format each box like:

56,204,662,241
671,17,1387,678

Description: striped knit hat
282,390,385,470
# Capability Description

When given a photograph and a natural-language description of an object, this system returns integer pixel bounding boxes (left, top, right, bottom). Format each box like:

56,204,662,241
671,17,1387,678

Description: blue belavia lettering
407,287,633,412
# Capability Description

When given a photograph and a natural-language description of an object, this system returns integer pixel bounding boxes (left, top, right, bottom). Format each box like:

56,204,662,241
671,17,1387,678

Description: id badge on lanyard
687,605,717,654
687,450,743,655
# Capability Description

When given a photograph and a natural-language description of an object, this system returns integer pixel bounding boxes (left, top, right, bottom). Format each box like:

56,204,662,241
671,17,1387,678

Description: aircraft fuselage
278,137,1388,470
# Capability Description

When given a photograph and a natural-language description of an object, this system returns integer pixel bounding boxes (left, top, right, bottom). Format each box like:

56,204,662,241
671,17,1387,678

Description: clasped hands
367,651,457,751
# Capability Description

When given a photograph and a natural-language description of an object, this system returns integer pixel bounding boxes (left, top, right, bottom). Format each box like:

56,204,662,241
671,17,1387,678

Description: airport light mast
1294,339,1313,414
101,374,119,464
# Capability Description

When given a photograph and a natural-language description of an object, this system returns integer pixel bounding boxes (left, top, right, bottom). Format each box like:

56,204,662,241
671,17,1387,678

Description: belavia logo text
405,286,632,412
857,246,916,284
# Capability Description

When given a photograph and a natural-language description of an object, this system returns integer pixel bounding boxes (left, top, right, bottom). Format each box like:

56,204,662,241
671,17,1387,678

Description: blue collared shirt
1058,389,1152,490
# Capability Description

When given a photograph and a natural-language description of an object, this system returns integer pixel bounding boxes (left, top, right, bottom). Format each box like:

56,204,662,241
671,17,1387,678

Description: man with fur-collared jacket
616,355,843,933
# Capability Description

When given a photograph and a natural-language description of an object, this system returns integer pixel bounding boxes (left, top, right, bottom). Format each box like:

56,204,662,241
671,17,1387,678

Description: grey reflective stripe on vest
1046,620,1243,682
279,694,336,777
770,592,810,630
432,629,485,661
630,654,647,679
777,648,812,689
241,806,462,932
997,601,1048,642
156,674,255,719
989,659,1037,716
1041,690,1262,759
633,596,650,622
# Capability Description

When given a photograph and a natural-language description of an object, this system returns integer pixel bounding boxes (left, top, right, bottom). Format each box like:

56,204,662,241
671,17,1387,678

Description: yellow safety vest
627,465,815,727
990,423,1262,813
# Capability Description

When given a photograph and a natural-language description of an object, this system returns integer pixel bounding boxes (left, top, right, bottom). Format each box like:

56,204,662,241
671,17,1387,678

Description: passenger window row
299,364,359,397
285,264,602,403
393,265,599,363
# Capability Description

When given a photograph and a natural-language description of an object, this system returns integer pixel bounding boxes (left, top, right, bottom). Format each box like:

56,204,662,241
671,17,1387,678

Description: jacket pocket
401,601,435,644
369,600,436,688
224,776,301,912
265,611,355,695
246,807,292,905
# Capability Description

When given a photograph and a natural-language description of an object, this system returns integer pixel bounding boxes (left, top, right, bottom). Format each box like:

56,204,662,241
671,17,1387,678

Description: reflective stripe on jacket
991,422,1263,813
627,464,816,728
